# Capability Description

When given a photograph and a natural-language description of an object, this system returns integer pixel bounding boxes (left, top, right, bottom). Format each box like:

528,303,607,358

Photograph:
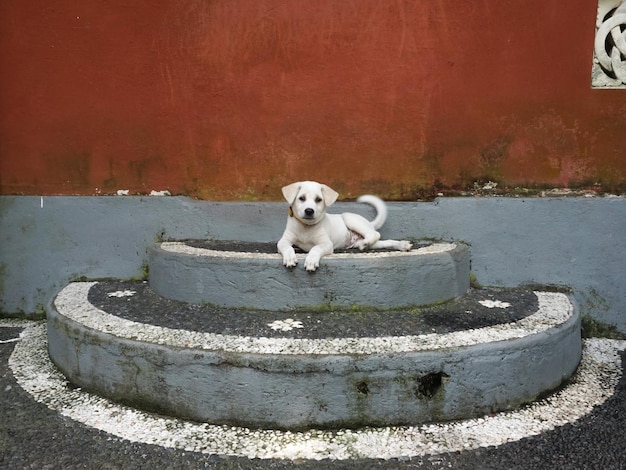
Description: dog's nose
304,208,314,217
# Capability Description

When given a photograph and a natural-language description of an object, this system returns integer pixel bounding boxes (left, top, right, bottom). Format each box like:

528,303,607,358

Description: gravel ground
1,320,625,469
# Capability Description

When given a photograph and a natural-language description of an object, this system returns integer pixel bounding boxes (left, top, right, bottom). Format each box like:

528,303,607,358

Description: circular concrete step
47,281,581,430
148,240,470,309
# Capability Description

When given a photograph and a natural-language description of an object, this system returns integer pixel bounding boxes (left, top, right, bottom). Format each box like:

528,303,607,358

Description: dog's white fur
277,181,412,271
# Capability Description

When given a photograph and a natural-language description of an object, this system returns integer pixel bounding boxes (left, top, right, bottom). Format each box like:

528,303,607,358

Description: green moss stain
581,314,626,339
469,272,482,289
577,288,625,338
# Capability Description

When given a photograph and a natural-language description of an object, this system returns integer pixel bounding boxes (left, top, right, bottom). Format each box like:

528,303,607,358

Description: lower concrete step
47,281,581,430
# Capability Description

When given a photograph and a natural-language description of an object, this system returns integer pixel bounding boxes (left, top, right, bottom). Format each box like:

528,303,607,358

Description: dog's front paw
399,240,413,251
353,240,369,251
283,252,298,268
304,254,320,272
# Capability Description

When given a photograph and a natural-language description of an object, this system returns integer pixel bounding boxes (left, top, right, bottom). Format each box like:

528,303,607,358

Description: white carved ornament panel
593,0,626,88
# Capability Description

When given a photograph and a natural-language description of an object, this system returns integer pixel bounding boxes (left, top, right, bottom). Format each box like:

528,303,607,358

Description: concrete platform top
160,240,450,259
88,280,539,338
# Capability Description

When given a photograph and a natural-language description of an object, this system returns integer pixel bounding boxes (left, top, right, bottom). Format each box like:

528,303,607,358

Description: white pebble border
4,319,624,461
159,241,457,259
53,282,573,356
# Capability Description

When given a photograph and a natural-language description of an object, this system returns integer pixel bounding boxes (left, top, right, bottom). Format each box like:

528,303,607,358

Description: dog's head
282,181,339,225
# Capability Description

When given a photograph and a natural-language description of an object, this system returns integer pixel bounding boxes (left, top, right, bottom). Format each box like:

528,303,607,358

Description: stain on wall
1,0,625,200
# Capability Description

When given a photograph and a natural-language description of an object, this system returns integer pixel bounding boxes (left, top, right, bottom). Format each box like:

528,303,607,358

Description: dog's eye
315,197,322,203
298,196,306,202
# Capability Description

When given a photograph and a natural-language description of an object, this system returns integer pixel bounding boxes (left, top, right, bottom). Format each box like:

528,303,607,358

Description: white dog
277,181,413,271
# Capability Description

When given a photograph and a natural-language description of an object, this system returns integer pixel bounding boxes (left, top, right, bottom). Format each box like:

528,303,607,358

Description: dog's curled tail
356,194,387,229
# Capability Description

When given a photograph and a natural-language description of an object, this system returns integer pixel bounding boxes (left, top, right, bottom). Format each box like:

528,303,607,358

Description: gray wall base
1,195,625,332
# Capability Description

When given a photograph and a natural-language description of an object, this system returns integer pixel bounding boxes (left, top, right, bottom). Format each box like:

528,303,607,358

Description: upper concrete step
47,280,581,430
148,240,470,309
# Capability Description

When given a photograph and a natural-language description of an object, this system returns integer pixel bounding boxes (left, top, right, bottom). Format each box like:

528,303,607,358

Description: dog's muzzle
289,207,316,225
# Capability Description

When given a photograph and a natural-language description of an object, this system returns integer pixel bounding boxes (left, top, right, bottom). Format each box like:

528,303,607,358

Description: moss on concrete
581,315,626,339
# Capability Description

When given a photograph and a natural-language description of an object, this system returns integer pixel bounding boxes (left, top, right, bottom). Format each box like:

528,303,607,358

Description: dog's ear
321,185,339,207
281,182,301,204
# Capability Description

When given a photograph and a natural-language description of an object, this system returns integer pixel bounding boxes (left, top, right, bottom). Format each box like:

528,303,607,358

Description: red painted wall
1,0,625,200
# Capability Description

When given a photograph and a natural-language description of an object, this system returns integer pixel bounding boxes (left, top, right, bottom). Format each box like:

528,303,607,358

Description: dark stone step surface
89,280,539,339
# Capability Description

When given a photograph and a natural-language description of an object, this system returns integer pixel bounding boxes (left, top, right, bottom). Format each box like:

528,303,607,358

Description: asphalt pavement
1,320,625,469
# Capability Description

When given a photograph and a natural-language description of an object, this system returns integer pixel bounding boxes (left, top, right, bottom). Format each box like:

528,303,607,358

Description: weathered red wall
1,0,625,200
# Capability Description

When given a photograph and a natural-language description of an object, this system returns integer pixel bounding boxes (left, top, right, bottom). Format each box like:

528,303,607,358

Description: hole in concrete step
415,372,449,399
356,381,370,395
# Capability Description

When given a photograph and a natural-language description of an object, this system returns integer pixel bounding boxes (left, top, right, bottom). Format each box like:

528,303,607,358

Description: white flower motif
268,318,304,332
107,290,136,298
479,299,511,309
